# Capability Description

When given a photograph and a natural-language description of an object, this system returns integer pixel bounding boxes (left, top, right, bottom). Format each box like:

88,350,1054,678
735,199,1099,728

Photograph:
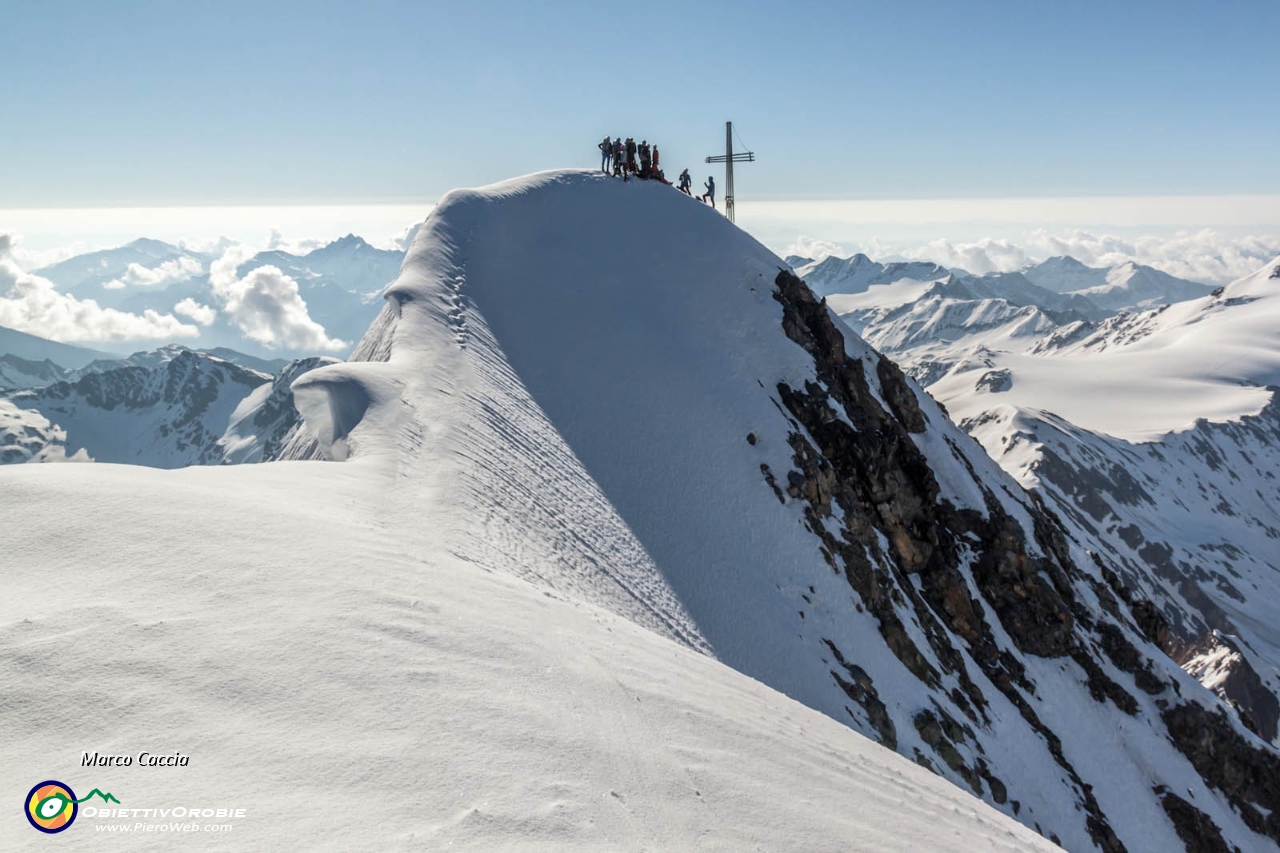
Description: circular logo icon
25,781,77,833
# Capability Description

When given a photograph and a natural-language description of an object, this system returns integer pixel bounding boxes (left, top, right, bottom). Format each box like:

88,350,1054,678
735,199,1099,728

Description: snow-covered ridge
0,348,331,467
286,169,1280,852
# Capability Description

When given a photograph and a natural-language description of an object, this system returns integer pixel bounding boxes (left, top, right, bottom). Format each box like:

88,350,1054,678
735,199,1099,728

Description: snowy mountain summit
275,170,1280,852
6,171,1279,852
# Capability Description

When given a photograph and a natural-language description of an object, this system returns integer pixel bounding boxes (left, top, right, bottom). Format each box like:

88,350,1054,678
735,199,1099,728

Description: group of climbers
597,136,717,208
599,136,664,182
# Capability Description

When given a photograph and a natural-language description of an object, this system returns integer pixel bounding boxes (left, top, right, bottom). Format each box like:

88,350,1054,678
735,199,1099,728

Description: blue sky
3,0,1278,207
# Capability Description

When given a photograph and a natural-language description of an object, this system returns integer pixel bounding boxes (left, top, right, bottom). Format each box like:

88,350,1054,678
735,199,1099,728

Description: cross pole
705,121,755,224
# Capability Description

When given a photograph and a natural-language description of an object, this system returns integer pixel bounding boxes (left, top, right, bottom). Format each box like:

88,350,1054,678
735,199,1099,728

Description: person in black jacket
598,136,612,173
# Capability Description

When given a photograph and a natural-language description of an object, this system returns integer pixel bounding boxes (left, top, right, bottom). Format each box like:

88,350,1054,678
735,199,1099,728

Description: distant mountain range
28,234,405,357
0,323,112,368
0,333,335,466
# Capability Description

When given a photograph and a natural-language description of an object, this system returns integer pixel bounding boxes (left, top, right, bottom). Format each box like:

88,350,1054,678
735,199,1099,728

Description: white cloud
178,235,235,255
5,238,90,273
208,245,345,351
265,228,326,256
898,238,1030,275
782,237,846,263
776,229,1280,285
103,255,204,290
1022,229,1280,284
387,220,425,253
0,232,199,343
174,298,217,326
748,195,1280,229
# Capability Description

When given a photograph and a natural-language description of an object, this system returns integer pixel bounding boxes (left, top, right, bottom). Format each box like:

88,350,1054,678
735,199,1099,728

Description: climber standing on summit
599,136,612,173
701,175,716,208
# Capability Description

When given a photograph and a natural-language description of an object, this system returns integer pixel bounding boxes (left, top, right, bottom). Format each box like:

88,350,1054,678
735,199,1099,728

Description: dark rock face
976,369,1013,393
1162,701,1280,843
767,269,1280,853
824,639,896,748
1174,633,1280,743
976,393,1280,745
5,352,266,466
772,270,1131,851
1157,789,1241,853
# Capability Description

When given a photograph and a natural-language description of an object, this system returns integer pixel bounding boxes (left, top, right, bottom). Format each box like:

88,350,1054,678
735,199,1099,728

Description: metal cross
705,121,755,224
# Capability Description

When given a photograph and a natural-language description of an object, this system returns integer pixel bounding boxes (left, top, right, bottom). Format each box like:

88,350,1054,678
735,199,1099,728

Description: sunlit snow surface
930,259,1280,441
0,171,1058,851
0,456,1052,852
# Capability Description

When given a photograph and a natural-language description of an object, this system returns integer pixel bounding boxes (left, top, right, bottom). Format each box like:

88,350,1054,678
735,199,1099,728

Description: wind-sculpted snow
284,170,1280,852
219,356,340,463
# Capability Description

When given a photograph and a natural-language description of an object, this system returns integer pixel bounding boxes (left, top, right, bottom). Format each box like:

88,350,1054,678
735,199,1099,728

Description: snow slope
0,354,65,390
0,461,1055,853
0,400,87,463
1025,256,1214,309
932,257,1280,439
961,396,1280,747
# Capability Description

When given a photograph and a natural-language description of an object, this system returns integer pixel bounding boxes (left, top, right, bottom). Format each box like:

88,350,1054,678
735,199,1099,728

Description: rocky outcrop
1175,633,1280,743
1157,789,1240,853
772,269,1136,850
220,357,338,463
767,268,1280,853
1162,701,1280,843
976,369,1013,393
965,396,1280,746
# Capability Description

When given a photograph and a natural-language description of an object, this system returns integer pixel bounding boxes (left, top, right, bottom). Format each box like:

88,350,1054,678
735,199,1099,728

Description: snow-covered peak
308,233,372,255
794,253,947,298
283,169,1280,852
1024,255,1100,293
1024,256,1212,309
1216,253,1280,300
930,254,1280,439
